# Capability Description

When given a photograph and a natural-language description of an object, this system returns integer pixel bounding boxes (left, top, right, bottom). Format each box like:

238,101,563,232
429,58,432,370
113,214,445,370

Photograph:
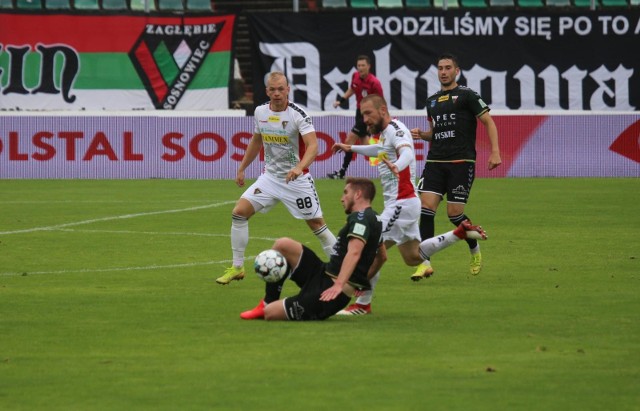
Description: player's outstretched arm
332,143,351,153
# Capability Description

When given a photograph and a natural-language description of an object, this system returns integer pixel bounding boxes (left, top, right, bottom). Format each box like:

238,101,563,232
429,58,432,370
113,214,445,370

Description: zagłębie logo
129,23,223,109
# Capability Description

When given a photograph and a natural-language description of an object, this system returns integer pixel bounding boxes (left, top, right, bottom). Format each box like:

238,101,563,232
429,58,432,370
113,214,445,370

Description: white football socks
418,231,460,259
314,224,337,258
356,271,380,305
231,214,249,267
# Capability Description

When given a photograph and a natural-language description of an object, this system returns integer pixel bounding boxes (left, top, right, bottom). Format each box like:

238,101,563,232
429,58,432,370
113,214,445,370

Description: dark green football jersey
326,207,383,290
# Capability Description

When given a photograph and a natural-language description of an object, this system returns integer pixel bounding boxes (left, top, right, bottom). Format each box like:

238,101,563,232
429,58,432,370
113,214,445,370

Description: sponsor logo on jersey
268,115,280,122
262,134,290,144
438,95,450,102
434,130,456,140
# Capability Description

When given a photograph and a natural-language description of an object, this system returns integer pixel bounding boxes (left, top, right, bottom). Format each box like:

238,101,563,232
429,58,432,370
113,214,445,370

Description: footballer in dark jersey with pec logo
426,85,490,162
410,53,502,280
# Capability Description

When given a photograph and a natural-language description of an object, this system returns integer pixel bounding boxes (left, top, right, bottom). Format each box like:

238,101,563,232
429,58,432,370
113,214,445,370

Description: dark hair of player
345,177,376,202
356,55,371,65
437,53,460,68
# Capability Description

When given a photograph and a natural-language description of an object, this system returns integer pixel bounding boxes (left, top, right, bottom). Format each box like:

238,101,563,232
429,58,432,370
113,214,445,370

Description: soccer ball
254,249,288,283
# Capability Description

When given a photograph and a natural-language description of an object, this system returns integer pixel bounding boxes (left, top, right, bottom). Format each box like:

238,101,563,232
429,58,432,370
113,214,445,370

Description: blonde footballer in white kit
216,72,336,285
330,94,429,314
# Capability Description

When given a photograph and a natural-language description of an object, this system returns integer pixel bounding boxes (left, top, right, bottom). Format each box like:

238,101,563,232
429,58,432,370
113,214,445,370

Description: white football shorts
380,196,421,245
241,172,324,220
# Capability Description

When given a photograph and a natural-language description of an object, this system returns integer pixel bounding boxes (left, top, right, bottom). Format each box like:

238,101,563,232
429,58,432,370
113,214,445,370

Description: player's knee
272,238,302,265
420,195,439,209
263,309,275,321
272,237,294,251
232,207,251,219
264,303,286,321
232,198,256,218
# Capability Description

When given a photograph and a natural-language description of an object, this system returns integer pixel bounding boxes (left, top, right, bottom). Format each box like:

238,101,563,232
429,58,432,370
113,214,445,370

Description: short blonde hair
361,94,386,109
266,71,288,86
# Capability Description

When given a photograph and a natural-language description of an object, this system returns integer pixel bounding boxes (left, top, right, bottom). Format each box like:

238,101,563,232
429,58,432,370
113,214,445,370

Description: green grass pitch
0,178,638,410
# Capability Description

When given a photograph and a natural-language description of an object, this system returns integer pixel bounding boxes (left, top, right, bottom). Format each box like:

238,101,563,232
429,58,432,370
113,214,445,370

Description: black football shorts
417,161,475,204
283,246,351,321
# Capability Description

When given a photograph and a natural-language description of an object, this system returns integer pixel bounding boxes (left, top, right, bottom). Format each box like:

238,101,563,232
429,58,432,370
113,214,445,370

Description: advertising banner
247,10,640,112
1,113,638,179
0,13,236,110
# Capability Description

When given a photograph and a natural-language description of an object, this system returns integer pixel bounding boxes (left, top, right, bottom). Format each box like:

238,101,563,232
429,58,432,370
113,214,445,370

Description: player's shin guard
418,231,460,260
420,207,436,241
449,213,477,250
264,276,286,304
231,214,249,267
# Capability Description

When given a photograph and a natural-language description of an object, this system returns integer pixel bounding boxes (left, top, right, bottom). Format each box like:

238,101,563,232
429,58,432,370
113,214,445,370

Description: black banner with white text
247,10,640,112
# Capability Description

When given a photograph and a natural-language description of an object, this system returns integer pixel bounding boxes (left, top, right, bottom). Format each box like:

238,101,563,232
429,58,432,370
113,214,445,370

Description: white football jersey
377,119,417,206
253,101,315,180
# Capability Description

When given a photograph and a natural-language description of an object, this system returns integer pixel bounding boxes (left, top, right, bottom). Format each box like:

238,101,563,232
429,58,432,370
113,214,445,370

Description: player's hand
319,282,343,302
380,156,399,177
410,128,422,140
332,143,350,153
235,170,246,187
332,101,341,108
488,152,502,170
286,167,303,183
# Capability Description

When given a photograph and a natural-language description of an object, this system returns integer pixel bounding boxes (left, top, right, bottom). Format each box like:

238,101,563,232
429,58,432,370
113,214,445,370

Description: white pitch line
0,201,236,235
0,257,256,277
55,228,231,238
0,200,208,204
53,228,279,242
0,201,300,277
